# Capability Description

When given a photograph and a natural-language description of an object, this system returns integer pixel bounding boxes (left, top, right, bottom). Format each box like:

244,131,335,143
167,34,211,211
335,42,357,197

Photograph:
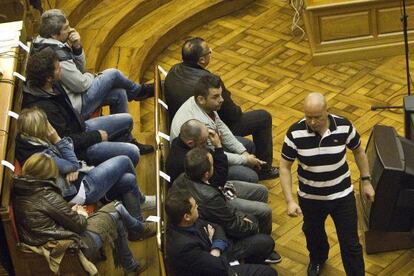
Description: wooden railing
0,21,29,275
153,64,169,276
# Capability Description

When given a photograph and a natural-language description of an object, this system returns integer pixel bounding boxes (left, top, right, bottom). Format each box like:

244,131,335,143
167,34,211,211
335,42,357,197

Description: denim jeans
85,114,140,166
85,220,139,272
227,136,259,183
228,110,273,167
81,68,141,119
228,181,272,234
82,156,145,209
298,192,364,275
113,202,144,232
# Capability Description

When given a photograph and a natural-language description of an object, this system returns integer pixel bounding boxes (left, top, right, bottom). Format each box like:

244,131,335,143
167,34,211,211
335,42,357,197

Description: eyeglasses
200,48,212,57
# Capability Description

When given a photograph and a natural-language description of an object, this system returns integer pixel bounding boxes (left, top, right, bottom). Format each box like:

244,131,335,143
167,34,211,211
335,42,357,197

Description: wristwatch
361,176,371,182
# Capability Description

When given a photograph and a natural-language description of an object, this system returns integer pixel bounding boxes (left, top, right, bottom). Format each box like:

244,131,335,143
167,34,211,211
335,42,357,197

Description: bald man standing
279,93,375,276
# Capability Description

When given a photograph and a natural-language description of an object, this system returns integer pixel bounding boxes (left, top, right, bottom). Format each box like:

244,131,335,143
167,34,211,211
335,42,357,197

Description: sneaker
141,195,156,211
307,262,324,276
128,222,157,241
125,258,149,275
131,139,154,155
258,167,279,181
264,251,282,264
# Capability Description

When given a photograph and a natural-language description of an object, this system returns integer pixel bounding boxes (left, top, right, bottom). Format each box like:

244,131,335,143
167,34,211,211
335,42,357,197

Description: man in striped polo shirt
280,93,375,276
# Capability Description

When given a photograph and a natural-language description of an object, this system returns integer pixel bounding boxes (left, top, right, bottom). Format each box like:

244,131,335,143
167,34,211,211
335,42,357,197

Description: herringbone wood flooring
137,0,414,275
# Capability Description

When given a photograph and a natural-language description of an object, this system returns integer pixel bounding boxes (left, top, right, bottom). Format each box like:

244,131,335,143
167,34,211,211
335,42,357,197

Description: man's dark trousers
298,192,364,276
232,264,277,276
228,110,273,167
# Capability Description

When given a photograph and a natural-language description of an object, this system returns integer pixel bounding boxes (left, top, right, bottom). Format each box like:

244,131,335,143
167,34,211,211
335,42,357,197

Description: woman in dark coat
13,153,149,275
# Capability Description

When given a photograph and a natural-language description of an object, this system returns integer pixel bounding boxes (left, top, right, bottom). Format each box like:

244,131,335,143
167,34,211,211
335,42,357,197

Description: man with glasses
165,37,278,180
279,92,375,276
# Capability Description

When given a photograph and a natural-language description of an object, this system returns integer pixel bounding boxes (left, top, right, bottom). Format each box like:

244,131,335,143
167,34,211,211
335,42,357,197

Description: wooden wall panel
319,11,371,42
377,6,414,35
303,0,414,64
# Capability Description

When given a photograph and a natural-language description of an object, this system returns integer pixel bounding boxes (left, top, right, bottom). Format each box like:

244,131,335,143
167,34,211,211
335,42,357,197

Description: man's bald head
179,119,209,148
304,92,327,111
304,92,329,134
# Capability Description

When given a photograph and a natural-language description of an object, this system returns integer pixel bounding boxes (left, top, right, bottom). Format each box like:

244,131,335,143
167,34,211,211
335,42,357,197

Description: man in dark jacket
171,147,281,263
167,119,251,185
165,37,278,180
167,119,272,235
165,188,277,276
22,47,143,165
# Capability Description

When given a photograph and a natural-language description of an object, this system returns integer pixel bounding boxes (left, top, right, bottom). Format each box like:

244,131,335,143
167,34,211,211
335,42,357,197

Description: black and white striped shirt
281,114,361,200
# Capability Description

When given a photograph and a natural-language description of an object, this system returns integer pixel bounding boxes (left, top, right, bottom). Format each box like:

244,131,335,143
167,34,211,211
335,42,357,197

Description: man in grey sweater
31,9,154,154
171,74,268,183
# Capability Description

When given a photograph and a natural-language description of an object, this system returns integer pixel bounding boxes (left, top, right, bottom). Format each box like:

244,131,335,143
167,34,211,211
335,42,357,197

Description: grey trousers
228,181,272,234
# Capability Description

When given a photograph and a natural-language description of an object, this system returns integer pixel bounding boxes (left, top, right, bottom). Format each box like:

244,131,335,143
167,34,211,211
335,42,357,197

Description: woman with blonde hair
15,106,155,241
13,153,148,274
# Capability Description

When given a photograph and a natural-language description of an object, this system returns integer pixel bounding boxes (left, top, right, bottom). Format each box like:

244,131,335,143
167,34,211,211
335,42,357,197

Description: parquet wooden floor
136,0,414,275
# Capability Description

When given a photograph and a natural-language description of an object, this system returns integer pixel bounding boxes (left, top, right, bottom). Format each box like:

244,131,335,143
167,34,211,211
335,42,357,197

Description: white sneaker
141,195,156,211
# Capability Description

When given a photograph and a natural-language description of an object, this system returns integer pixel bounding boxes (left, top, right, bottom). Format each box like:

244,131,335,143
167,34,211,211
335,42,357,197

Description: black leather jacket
172,174,258,239
12,176,87,246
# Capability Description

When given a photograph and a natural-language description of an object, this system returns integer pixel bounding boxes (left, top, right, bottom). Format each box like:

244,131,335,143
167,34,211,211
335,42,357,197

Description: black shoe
307,262,324,276
131,139,154,155
258,166,279,180
140,83,155,98
129,83,154,101
264,251,282,264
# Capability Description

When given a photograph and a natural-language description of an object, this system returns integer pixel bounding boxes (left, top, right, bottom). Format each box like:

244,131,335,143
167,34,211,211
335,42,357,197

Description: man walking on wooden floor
279,92,375,276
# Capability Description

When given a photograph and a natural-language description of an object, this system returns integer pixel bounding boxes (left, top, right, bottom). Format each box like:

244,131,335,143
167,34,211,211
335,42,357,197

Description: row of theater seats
0,63,166,276
0,22,164,274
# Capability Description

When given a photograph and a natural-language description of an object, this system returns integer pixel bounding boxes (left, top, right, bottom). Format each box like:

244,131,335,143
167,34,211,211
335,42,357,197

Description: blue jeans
86,219,139,272
227,136,259,183
81,68,141,119
82,156,145,207
85,114,140,166
113,202,144,232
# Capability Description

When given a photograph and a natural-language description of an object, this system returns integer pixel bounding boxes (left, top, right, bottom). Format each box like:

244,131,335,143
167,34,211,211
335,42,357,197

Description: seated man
167,119,270,223
171,148,281,263
170,74,262,183
165,189,278,276
23,48,145,166
165,37,277,180
33,9,153,153
167,119,257,185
